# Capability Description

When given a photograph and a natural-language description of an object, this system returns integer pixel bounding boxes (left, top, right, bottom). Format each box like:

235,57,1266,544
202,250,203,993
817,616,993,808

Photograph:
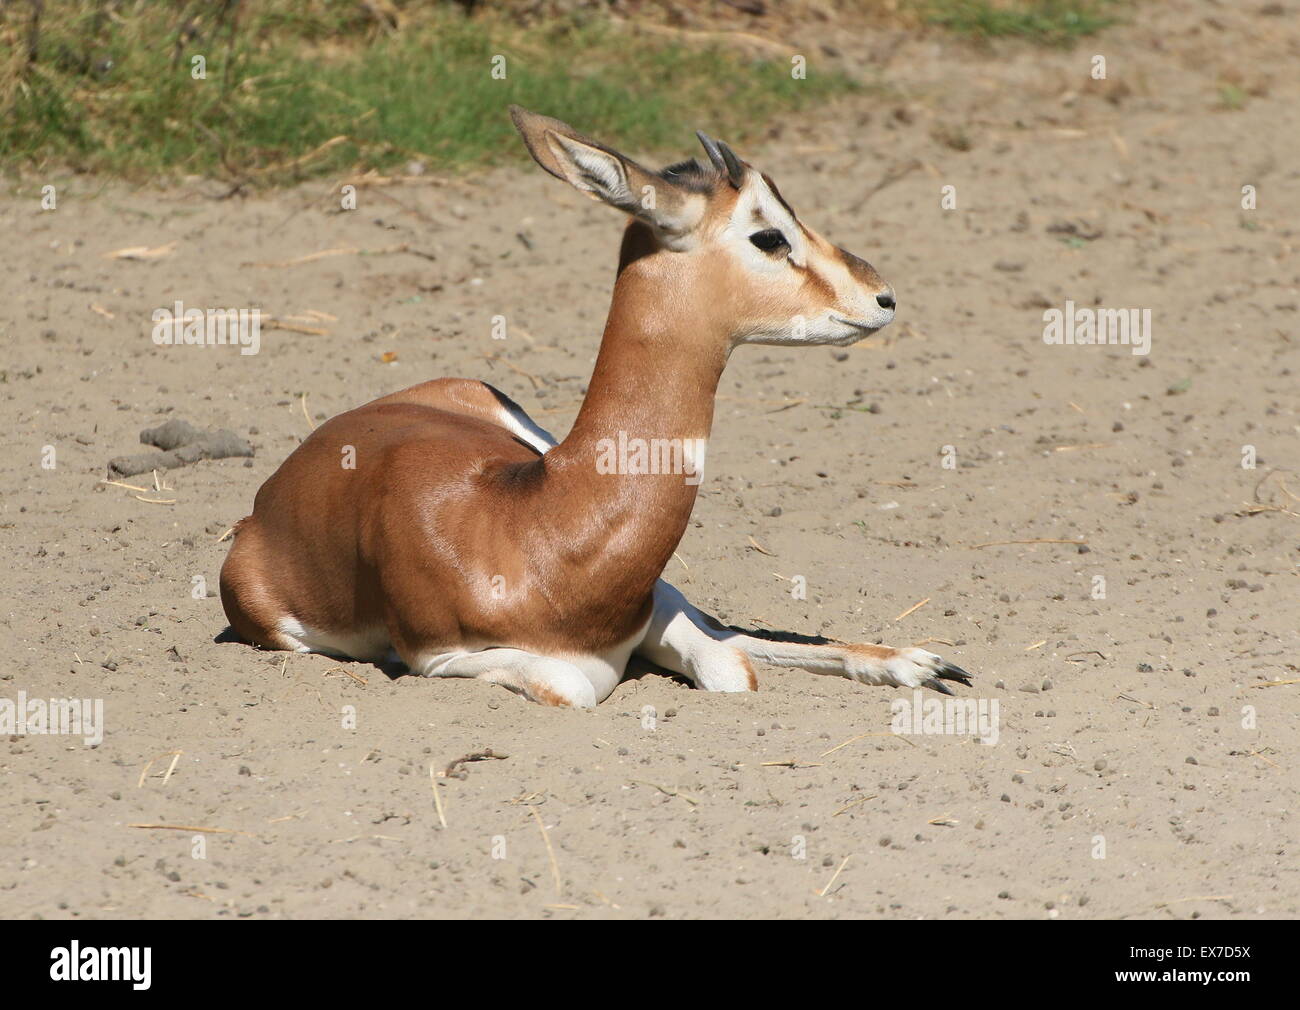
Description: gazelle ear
509,105,703,236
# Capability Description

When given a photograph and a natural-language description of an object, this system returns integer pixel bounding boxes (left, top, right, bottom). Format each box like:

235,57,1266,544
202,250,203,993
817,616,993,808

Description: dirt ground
3,0,1297,920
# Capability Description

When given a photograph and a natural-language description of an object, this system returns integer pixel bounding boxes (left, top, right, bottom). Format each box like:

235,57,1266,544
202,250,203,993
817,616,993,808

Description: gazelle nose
876,290,896,311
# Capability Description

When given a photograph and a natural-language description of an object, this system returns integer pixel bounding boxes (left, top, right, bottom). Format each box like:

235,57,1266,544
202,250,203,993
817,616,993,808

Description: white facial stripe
726,174,808,266
745,183,864,308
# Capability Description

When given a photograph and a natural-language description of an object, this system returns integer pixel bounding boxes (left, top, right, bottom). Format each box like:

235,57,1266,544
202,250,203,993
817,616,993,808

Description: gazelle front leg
639,580,972,695
637,581,759,692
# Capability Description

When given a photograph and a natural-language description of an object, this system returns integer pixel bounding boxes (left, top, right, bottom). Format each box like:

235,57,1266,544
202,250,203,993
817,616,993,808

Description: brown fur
739,653,759,692
845,642,898,663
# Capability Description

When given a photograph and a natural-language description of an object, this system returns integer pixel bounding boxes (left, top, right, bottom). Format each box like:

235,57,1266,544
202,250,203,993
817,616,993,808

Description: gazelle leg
414,648,598,708
639,580,971,695
637,581,758,692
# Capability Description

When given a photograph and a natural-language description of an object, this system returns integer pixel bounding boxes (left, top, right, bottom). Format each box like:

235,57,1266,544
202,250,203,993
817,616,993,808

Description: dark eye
749,229,788,253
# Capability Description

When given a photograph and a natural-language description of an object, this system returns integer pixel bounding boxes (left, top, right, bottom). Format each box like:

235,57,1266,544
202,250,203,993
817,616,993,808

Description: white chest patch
560,620,650,703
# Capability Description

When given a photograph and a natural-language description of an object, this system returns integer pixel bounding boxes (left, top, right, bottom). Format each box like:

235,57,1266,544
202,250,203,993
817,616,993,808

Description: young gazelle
219,106,972,707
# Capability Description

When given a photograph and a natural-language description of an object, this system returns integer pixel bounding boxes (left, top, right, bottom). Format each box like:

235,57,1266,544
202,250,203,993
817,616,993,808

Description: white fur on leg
637,580,756,692
415,647,597,708
638,579,971,695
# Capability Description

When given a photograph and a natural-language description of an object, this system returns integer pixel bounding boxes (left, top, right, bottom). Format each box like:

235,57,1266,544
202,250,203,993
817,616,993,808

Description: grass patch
0,2,859,184
915,0,1121,45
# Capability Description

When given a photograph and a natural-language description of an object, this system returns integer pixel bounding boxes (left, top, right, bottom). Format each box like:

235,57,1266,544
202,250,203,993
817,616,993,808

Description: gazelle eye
749,229,788,253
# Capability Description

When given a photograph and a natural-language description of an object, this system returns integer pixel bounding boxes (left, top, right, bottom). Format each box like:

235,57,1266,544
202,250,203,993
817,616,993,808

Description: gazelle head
510,105,895,349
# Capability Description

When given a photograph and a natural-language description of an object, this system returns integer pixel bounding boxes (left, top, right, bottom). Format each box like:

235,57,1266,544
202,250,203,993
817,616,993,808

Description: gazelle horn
696,131,745,188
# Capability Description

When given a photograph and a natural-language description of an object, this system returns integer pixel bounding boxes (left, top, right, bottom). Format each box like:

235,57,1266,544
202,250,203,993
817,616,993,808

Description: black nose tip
876,292,896,310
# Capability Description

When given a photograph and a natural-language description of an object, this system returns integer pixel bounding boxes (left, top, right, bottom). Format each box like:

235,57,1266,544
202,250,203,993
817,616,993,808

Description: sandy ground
2,1,1297,920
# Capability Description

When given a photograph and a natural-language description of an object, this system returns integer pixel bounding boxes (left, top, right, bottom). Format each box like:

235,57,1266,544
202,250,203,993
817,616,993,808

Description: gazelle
219,106,972,708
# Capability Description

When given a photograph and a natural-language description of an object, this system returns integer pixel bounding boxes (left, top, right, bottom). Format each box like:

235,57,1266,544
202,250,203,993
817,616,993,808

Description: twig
1245,749,1279,769
248,135,349,177
104,241,178,261
851,159,922,210
429,763,447,829
161,750,182,786
137,749,182,788
368,185,444,228
481,352,542,389
821,732,893,757
323,667,369,686
264,318,330,336
250,243,413,269
1155,895,1232,908
816,855,851,897
1238,503,1300,518
628,780,699,805
442,748,508,780
759,759,824,768
968,538,1087,549
832,795,877,817
1236,468,1300,519
893,597,930,622
530,807,562,895
130,823,253,836
820,732,914,757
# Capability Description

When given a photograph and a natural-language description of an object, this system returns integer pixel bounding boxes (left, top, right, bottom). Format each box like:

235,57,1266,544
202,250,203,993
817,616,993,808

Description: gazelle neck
545,242,728,592
564,256,727,451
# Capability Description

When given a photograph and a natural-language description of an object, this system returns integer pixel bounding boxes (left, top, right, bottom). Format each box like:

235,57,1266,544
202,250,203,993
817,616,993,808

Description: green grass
0,3,860,184
916,0,1121,45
